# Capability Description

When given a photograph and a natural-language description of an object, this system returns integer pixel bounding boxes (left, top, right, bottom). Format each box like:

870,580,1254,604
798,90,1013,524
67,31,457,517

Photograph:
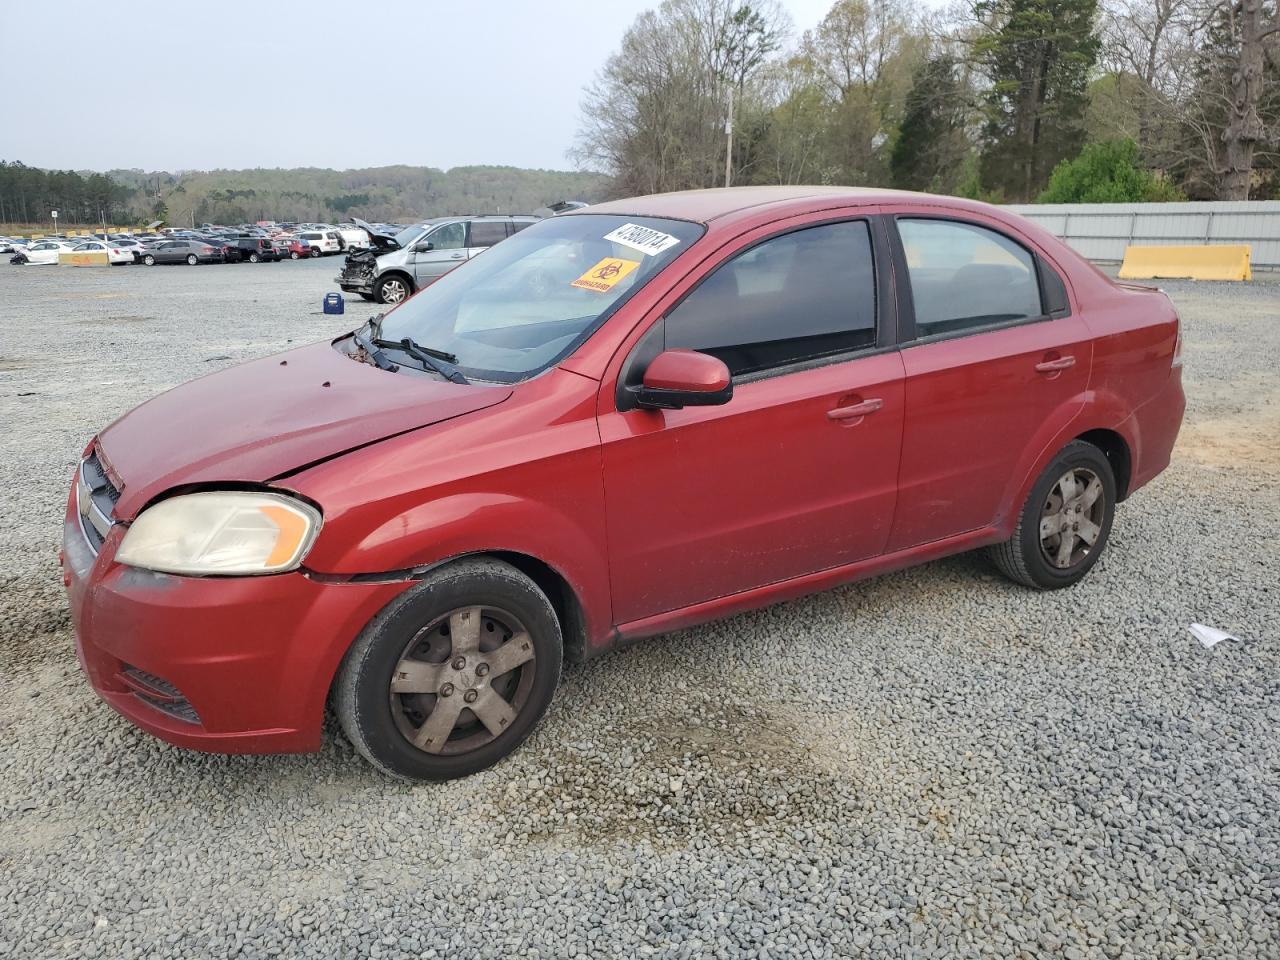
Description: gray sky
1,0,843,174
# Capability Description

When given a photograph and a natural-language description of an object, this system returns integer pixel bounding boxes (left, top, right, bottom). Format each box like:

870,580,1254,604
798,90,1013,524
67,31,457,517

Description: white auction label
603,223,681,257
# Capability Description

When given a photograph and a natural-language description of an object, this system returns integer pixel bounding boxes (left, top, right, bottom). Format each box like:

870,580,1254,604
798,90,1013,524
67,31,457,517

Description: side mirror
630,349,732,410
413,241,434,253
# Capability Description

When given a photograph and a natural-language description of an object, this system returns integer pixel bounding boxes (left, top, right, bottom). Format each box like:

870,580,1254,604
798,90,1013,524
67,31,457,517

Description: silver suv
337,215,538,305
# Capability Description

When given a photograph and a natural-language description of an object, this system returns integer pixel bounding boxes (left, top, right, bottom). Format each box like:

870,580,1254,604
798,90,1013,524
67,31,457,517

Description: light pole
724,86,734,189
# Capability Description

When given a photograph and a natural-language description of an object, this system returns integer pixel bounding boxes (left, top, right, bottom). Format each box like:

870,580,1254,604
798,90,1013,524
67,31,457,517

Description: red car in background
280,237,311,260
63,187,1184,781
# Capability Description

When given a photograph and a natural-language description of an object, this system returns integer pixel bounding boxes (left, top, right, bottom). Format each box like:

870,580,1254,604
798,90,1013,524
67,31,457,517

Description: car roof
575,185,945,225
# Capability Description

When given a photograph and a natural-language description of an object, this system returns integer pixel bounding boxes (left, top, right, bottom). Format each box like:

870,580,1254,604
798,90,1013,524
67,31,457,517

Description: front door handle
450,253,465,259
827,398,883,421
1035,355,1076,373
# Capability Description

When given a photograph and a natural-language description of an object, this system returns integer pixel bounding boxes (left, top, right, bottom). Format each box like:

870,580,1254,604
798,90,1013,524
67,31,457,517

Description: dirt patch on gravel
482,702,861,851
1177,378,1280,474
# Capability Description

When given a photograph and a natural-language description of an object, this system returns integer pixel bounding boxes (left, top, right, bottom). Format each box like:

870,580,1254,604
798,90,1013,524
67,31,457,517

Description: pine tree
889,54,971,193
974,0,1100,201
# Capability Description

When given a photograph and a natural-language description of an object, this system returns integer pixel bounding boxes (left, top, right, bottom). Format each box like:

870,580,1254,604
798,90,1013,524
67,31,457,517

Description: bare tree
573,0,789,194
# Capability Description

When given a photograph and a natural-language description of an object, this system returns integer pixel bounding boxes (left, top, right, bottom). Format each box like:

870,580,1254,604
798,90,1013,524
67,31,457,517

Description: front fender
303,489,613,650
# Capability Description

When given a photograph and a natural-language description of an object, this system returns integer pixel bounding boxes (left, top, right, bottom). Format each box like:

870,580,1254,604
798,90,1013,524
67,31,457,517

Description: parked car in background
230,237,282,263
298,230,342,256
336,224,371,251
281,237,311,260
69,240,134,265
108,239,150,262
200,239,244,263
139,240,222,265
337,215,537,304
17,240,76,264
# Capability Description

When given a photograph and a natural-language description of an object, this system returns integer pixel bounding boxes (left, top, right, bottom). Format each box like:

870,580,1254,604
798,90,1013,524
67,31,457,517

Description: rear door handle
827,398,883,421
1035,355,1076,373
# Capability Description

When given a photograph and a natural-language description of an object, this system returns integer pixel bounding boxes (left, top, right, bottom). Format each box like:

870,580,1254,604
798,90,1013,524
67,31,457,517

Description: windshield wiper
352,329,398,371
374,337,469,385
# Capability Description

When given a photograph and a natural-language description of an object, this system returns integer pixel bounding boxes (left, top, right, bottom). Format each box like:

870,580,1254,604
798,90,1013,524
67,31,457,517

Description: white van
298,230,343,255
336,224,371,251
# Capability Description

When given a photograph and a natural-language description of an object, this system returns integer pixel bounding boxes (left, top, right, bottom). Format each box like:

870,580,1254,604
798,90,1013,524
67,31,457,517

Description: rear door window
897,219,1043,338
468,221,508,248
664,220,877,378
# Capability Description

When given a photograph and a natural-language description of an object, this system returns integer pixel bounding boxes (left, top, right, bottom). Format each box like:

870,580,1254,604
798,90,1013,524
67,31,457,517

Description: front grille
119,666,201,725
77,451,120,552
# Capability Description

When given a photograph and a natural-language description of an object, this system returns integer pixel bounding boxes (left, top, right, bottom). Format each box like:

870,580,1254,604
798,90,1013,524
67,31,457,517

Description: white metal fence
1004,201,1280,268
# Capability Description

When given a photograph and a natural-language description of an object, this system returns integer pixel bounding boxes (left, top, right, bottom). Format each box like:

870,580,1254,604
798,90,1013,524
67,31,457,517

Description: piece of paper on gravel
1188,623,1241,648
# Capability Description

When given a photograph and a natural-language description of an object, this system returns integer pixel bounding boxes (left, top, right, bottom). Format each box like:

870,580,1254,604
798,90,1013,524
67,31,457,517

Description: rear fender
996,388,1138,539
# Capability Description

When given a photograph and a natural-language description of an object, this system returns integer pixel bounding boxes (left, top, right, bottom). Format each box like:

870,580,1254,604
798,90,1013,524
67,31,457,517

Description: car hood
351,217,400,252
96,340,512,519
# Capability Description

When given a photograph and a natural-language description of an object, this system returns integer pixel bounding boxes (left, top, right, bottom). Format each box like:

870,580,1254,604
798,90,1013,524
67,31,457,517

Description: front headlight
116,491,321,576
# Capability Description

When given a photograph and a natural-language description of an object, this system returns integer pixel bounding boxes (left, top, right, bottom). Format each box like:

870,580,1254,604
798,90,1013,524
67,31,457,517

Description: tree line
574,0,1280,203
0,163,614,228
0,162,133,227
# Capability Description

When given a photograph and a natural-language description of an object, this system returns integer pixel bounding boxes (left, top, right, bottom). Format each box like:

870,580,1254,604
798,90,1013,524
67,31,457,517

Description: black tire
290,251,300,260
248,252,260,263
358,293,377,302
989,440,1116,590
335,557,561,781
374,274,413,305
143,254,156,266
186,254,198,265
309,247,321,258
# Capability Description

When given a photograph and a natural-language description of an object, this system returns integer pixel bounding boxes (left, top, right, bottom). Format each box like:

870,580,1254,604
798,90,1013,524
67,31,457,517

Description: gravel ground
0,258,1277,959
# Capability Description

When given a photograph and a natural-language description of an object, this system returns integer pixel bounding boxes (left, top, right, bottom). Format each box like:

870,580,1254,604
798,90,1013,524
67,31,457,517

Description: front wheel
143,254,156,266
186,254,198,265
290,251,300,260
374,274,411,305
248,252,260,263
989,440,1116,589
335,558,562,781
309,247,321,258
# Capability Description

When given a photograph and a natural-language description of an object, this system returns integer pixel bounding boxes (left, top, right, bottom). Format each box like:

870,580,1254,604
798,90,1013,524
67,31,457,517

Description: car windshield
376,214,703,383
393,223,435,248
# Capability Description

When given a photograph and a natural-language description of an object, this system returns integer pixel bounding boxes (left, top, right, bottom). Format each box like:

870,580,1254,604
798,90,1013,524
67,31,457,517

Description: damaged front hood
97,341,511,519
351,217,400,252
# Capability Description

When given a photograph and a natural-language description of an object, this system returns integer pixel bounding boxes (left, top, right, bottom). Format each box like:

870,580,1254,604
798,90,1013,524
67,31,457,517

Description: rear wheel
185,254,198,265
989,440,1116,589
248,252,260,263
309,247,321,258
290,251,300,260
374,274,412,305
335,558,562,781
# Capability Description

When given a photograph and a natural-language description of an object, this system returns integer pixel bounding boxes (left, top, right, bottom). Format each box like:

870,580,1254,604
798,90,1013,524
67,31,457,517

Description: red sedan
63,187,1184,780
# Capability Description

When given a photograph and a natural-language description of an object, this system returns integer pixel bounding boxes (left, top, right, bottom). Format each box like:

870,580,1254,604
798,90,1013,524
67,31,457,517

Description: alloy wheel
388,605,536,756
380,279,408,304
1038,467,1105,569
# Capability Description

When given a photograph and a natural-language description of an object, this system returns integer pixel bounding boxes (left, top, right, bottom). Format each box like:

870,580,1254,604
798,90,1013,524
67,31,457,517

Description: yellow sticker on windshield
571,257,641,293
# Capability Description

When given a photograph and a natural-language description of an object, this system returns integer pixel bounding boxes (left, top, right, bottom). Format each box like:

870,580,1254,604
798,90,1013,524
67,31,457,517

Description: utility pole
724,85,734,188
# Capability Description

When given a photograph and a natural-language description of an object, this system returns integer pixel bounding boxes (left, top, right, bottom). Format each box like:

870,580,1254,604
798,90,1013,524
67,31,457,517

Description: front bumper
62,489,411,754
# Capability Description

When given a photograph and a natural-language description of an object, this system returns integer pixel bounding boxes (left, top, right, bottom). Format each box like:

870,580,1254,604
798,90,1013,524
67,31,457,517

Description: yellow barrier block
1118,244,1251,281
60,251,110,267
